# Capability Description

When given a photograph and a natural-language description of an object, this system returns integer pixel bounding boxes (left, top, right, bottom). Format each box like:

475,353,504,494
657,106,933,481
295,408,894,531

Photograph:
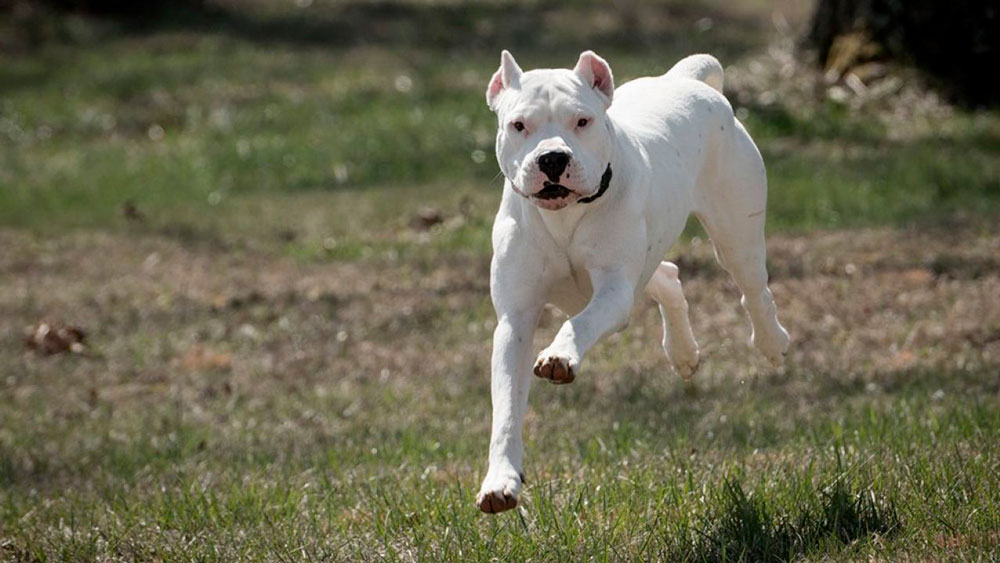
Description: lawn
1,1,999,561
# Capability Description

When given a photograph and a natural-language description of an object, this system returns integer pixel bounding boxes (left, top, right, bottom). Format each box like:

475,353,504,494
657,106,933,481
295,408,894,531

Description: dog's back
610,54,729,136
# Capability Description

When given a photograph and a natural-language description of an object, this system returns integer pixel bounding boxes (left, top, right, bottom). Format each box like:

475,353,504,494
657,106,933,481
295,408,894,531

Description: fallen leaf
410,207,444,231
122,200,145,222
24,322,86,355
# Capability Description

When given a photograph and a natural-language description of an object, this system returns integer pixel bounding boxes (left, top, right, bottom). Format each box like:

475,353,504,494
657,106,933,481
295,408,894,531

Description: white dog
476,50,789,513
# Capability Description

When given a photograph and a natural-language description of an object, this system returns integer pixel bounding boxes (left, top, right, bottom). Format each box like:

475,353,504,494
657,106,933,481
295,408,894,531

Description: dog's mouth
533,182,573,200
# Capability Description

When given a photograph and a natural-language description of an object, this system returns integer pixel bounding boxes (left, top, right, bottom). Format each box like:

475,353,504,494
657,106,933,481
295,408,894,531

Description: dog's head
487,50,615,211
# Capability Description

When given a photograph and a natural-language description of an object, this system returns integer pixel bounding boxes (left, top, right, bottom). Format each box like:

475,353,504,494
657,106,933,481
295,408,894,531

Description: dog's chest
544,263,593,316
535,203,588,248
533,226,600,315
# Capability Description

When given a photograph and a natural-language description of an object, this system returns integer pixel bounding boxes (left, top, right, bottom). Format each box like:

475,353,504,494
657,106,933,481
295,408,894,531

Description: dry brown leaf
23,322,86,355
122,200,145,222
410,207,444,231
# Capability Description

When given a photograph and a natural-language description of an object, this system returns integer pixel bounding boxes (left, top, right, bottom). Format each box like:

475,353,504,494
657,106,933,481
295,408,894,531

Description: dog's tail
665,54,724,94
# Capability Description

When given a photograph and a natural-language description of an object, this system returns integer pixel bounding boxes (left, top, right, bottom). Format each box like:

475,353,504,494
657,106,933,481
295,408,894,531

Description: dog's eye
512,121,525,132
577,118,589,128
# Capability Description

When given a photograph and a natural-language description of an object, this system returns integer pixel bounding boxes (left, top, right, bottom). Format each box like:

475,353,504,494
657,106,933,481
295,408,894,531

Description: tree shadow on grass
670,477,900,562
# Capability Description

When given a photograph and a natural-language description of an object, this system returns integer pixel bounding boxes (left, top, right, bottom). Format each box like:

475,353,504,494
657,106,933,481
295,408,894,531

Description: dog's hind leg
695,121,789,367
645,261,700,379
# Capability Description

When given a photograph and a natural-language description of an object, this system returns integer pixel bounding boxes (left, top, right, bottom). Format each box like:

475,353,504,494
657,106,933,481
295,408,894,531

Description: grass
1,1,997,243
687,476,901,561
1,1,1000,561
2,226,998,560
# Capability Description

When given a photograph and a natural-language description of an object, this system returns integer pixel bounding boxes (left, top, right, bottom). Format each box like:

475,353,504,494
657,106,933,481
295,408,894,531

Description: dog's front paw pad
533,354,576,384
476,473,522,514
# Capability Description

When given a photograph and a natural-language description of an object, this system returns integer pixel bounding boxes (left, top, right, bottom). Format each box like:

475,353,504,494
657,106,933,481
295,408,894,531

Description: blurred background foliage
0,0,996,250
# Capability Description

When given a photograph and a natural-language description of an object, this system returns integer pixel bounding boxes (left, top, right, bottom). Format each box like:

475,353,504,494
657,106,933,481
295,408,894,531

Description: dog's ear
487,50,522,111
573,50,614,106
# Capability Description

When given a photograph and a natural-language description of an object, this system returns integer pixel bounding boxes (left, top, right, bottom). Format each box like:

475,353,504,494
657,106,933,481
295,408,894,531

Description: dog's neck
577,164,613,204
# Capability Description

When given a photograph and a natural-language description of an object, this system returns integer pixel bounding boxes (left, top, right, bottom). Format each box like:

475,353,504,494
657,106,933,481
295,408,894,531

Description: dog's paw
752,323,789,368
476,469,524,514
671,348,700,380
533,351,578,384
664,337,700,380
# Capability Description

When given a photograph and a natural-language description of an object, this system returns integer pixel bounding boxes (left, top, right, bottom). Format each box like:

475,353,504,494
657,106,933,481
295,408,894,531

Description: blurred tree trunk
807,0,998,106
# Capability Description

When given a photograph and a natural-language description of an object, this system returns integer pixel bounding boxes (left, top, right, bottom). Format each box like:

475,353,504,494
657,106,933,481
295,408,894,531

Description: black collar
578,164,612,204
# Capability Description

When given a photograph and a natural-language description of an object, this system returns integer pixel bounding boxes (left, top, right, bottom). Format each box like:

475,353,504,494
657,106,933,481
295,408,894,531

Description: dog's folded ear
573,51,614,107
487,50,523,111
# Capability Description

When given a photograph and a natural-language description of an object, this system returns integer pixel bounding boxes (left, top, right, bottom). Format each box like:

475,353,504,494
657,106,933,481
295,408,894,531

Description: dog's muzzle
526,163,613,205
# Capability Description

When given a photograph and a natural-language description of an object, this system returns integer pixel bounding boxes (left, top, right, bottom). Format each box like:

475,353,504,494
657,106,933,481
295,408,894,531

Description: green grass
1,2,997,247
2,334,997,560
688,476,901,561
1,1,999,560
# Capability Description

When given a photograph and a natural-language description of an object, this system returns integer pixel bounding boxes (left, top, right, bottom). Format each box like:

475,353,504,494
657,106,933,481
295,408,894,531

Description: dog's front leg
477,308,539,513
534,268,635,384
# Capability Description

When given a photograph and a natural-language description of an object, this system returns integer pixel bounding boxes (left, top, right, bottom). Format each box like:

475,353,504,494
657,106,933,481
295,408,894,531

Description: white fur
476,51,789,514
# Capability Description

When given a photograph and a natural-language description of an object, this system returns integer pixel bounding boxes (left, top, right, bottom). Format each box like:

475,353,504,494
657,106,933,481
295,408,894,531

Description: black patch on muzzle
535,182,572,200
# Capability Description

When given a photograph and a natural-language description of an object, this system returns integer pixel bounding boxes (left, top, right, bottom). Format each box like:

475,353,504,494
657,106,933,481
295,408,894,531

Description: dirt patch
1,225,997,414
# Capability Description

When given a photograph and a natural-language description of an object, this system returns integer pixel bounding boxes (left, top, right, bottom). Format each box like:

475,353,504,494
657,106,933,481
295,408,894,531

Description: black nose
537,151,570,181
